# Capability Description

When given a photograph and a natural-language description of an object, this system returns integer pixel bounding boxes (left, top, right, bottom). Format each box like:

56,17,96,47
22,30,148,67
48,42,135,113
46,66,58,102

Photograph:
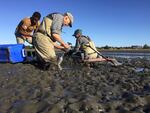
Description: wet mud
0,58,150,113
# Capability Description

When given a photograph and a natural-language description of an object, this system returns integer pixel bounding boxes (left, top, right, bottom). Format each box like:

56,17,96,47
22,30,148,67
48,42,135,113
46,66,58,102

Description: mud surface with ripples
0,58,150,113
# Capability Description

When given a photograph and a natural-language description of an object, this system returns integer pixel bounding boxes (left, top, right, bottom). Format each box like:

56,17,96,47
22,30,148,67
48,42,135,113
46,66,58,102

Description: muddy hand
63,43,70,49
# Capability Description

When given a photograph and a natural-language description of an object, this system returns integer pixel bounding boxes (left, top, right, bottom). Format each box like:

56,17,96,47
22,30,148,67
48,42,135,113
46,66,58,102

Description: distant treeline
25,44,150,50
98,44,150,50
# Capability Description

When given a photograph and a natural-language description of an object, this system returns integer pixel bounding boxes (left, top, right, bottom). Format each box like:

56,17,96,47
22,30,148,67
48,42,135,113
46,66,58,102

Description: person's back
84,39,98,59
79,36,98,59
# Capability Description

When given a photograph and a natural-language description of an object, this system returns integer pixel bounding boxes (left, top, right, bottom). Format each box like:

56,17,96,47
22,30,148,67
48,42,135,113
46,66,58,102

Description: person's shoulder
47,12,62,16
22,17,31,23
52,13,63,18
82,35,91,40
80,35,87,39
47,13,63,20
86,36,91,41
52,12,62,15
22,17,30,21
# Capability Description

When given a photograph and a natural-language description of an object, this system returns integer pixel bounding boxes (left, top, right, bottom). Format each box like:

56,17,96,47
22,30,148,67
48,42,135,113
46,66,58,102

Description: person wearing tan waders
72,29,99,59
33,12,73,70
15,12,41,44
72,29,122,66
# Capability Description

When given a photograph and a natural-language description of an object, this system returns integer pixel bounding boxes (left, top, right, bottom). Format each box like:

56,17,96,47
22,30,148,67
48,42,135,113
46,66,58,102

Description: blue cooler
0,44,25,63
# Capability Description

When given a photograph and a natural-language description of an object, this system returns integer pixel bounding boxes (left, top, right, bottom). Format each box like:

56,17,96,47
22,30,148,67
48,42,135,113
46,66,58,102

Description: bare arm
53,42,64,49
52,33,70,49
53,42,68,52
19,20,33,37
19,26,32,37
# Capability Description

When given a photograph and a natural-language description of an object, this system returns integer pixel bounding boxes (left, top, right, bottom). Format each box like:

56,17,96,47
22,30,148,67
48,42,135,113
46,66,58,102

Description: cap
65,12,73,27
72,29,82,36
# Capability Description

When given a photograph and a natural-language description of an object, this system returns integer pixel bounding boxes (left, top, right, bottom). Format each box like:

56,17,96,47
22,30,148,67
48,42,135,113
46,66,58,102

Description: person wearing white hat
33,12,74,70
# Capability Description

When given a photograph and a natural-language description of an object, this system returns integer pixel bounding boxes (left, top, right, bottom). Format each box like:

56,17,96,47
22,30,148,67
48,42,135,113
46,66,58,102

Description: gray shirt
47,13,63,35
74,35,90,52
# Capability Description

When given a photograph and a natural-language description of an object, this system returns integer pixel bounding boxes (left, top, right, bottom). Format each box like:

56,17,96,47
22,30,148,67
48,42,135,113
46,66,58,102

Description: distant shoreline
25,46,150,53
99,49,150,53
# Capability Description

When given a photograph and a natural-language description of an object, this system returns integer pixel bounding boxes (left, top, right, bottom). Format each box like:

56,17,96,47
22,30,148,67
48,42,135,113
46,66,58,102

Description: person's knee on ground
35,55,50,70
38,56,63,70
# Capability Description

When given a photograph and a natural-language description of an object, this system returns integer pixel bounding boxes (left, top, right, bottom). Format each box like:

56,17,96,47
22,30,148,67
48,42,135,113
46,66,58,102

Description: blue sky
0,0,150,47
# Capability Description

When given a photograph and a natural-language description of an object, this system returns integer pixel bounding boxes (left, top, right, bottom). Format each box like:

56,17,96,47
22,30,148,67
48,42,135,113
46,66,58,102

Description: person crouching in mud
71,29,122,66
33,12,74,70
72,29,100,60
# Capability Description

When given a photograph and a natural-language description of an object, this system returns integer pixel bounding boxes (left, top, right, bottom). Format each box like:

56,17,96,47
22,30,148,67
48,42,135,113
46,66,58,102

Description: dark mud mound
0,58,149,113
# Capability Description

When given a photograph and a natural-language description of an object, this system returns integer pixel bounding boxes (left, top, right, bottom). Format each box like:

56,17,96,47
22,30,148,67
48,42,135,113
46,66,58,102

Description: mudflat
0,58,149,113
100,49,150,53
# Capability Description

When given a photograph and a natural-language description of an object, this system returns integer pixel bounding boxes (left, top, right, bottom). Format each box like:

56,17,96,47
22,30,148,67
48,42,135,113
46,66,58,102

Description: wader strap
87,52,97,55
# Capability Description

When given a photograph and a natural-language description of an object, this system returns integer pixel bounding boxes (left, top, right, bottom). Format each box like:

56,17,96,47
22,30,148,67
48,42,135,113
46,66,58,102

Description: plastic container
0,44,25,63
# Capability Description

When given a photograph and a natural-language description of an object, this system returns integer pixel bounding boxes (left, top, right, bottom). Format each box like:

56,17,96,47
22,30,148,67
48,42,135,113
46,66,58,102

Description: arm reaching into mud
52,33,70,49
53,42,70,52
53,42,64,49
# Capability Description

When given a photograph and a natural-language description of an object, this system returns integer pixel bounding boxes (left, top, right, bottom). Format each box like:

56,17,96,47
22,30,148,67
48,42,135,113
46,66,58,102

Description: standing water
101,51,150,59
